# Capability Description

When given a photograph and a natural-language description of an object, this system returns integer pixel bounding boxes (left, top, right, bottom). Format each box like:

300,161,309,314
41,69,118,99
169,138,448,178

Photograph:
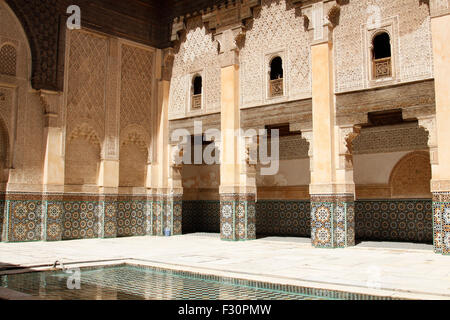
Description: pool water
0,265,331,300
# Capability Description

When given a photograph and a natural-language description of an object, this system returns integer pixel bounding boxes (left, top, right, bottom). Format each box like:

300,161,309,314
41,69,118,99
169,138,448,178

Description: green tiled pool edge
1,262,401,300
103,263,399,300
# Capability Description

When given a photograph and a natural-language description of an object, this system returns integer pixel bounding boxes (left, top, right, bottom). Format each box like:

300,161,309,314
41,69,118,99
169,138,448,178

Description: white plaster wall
182,164,220,189
257,159,310,187
353,151,410,185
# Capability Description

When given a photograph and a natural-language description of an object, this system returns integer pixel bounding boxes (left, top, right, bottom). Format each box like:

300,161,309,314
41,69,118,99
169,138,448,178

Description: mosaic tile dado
256,200,310,237
116,201,146,237
7,200,43,242
62,201,101,240
355,200,433,244
311,195,355,249
220,194,256,241
0,193,183,242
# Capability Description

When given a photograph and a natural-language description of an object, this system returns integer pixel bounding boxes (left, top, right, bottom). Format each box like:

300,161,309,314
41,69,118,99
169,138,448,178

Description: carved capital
418,116,439,165
170,143,185,168
215,25,246,67
162,48,175,81
39,90,62,128
296,0,345,45
171,17,186,42
338,125,361,170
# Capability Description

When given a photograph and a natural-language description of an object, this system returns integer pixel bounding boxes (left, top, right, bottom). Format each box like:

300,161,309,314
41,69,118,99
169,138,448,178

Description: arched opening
255,124,311,240
191,75,202,109
0,44,17,76
182,136,220,235
390,152,432,199
372,32,392,79
269,56,283,97
353,118,432,244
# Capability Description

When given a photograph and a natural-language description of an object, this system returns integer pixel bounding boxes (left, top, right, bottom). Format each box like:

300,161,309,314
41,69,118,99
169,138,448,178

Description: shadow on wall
355,151,433,244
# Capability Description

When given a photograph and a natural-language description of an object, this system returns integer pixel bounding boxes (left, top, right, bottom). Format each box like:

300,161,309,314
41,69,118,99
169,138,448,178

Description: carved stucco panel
120,44,154,135
65,29,108,141
240,0,311,108
334,0,433,93
169,16,220,119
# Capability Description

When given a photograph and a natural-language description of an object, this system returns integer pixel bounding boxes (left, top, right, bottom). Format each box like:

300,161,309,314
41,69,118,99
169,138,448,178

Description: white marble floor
0,233,448,300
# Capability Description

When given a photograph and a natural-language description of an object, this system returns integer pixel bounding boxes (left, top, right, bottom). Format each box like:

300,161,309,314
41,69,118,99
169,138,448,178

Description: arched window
192,75,202,109
372,32,392,79
0,44,17,76
269,56,283,97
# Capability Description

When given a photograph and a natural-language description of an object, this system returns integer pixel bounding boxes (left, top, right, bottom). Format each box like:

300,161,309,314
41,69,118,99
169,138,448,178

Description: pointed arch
389,151,432,199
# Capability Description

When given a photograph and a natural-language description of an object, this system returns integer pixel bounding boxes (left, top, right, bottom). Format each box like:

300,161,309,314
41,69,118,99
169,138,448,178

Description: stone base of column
311,194,355,248
432,192,450,255
220,194,256,241
150,194,182,237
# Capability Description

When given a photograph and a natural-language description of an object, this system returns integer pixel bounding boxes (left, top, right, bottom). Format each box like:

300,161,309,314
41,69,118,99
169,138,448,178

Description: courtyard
0,234,448,300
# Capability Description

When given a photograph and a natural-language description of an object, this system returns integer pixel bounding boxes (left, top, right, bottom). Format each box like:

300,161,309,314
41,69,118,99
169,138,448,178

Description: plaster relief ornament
171,144,185,168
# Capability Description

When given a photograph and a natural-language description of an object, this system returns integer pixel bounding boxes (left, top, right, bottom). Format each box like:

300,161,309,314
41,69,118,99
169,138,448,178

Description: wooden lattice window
372,32,392,79
269,56,283,97
191,75,202,109
0,44,17,76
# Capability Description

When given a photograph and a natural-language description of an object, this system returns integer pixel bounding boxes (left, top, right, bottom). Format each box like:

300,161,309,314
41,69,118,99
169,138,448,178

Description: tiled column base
432,192,450,255
220,194,256,241
311,194,355,248
167,195,183,236
150,195,182,237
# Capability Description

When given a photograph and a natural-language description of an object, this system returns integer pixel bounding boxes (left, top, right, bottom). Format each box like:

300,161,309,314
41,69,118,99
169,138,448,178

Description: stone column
149,48,181,236
40,90,65,241
307,1,356,248
429,0,450,255
216,26,256,241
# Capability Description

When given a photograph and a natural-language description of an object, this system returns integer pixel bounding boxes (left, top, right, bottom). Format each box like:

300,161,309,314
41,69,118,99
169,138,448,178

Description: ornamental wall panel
240,0,311,108
120,44,154,135
65,29,108,142
169,16,221,119
334,0,433,93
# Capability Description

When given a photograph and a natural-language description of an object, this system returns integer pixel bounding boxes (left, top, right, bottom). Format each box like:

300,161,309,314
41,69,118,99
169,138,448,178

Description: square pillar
309,3,356,248
163,194,183,236
220,193,256,241
311,194,355,248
